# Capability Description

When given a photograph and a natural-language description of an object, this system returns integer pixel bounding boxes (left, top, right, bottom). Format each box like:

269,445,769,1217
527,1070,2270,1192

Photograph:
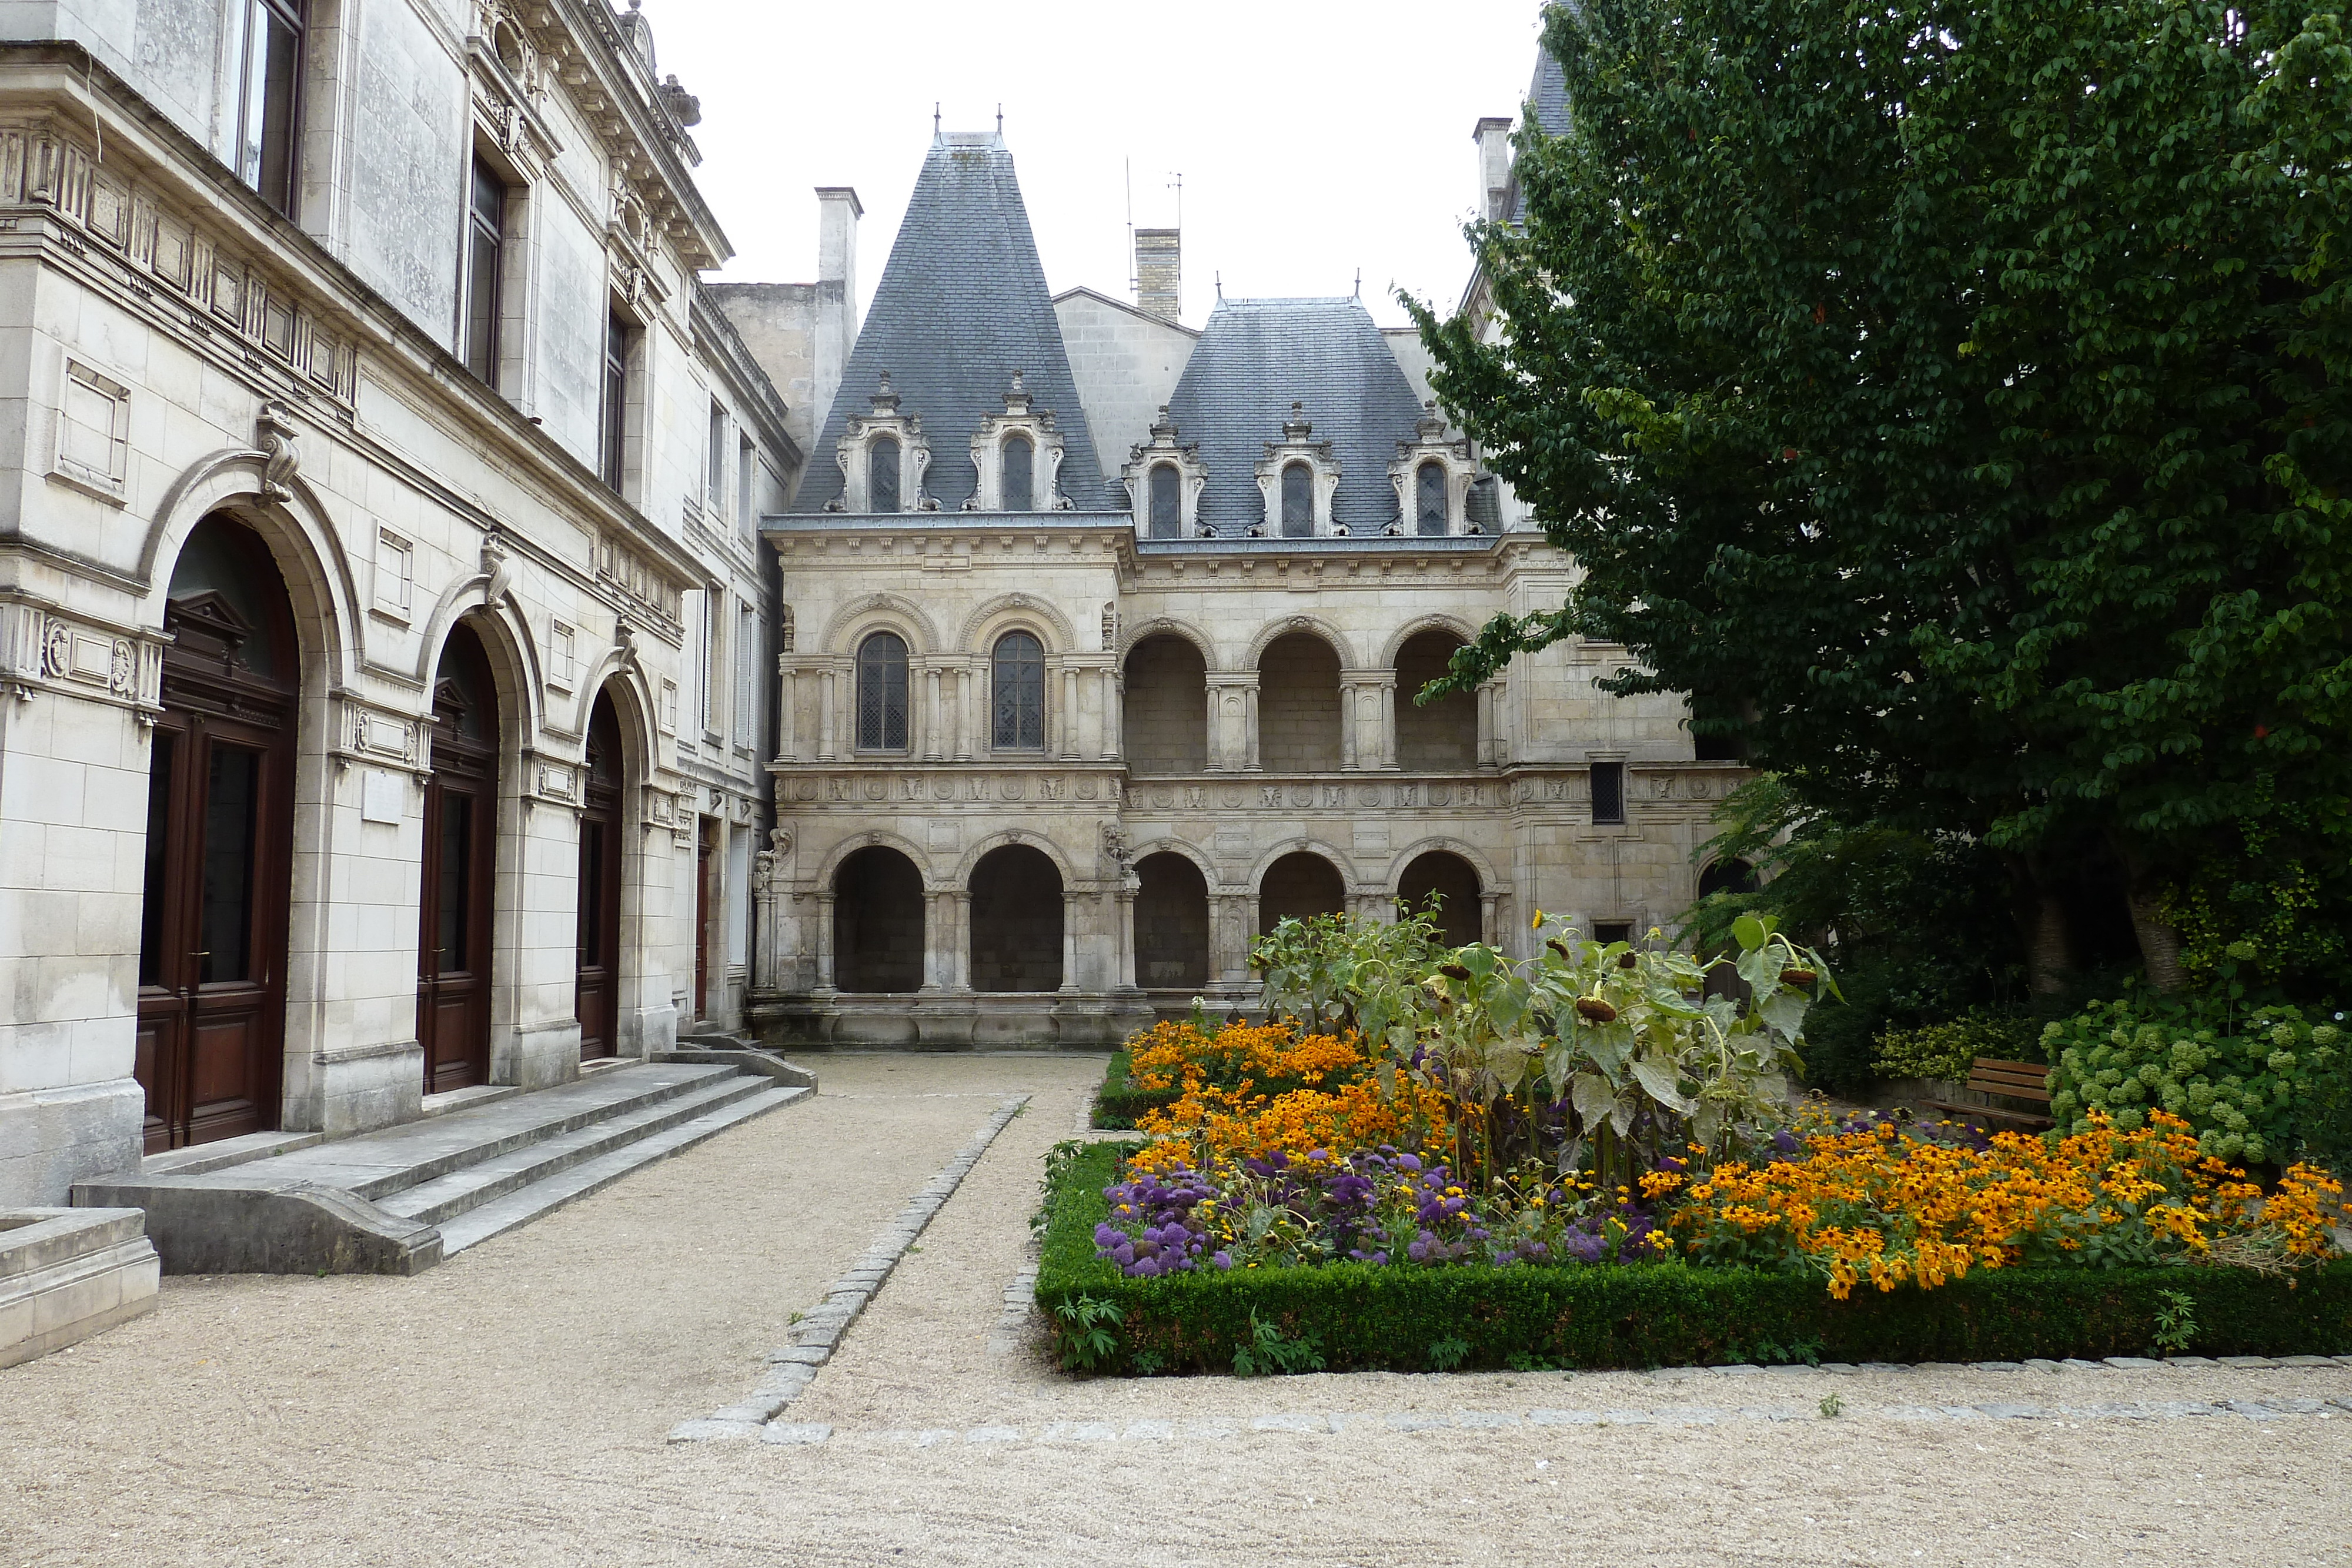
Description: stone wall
1052,289,1197,492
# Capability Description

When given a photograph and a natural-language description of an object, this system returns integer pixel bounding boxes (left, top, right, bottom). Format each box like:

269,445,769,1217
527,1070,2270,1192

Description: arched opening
1148,462,1180,538
1395,629,1476,771
136,512,298,1152
1398,851,1482,948
1416,460,1448,534
833,845,925,993
991,630,1045,751
1002,434,1034,511
1134,852,1209,990
1698,858,1758,898
419,619,502,1093
868,436,901,512
856,630,910,752
970,844,1063,992
1258,851,1345,935
1123,633,1207,774
576,688,627,1059
1258,631,1341,772
1279,461,1314,537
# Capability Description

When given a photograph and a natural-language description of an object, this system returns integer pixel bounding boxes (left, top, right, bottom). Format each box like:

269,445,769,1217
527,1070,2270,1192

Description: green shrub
1090,1049,1180,1131
1035,1139,2352,1373
1873,1010,2046,1084
2044,992,2345,1165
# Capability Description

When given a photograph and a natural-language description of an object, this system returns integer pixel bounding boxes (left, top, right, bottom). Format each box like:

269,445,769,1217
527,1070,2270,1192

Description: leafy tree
1410,0,2352,997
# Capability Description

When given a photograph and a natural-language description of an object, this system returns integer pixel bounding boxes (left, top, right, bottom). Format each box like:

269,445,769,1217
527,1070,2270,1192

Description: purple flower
1213,1251,1233,1270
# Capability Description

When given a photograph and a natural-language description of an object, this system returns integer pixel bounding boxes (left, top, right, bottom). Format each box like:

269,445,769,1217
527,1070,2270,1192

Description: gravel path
6,1052,2348,1567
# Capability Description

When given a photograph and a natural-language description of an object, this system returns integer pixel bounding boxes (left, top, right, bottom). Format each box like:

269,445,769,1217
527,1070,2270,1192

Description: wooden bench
1923,1057,2056,1130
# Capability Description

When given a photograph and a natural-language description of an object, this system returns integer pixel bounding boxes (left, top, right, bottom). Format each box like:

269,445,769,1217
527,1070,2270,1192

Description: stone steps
75,1058,816,1275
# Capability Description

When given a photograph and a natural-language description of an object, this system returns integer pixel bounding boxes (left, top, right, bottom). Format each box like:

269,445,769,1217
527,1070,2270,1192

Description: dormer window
1002,434,1034,511
870,436,901,511
1121,405,1207,539
1389,402,1477,536
969,372,1067,511
1416,461,1446,534
1281,463,1314,537
831,372,930,513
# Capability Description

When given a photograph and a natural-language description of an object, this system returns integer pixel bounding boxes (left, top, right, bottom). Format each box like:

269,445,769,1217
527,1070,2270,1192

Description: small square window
659,677,679,734
53,360,131,500
373,530,414,617
548,621,576,690
1590,760,1626,825
1592,921,1635,946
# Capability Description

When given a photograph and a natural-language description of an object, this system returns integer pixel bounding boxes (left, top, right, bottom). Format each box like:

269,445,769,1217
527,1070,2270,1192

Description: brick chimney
1134,228,1180,323
815,186,861,436
1474,116,1514,222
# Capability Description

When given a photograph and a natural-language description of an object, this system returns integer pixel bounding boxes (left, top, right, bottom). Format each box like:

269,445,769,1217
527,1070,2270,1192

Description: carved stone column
1378,674,1399,770
921,890,950,990
1480,891,1501,947
1204,685,1224,770
1061,667,1080,759
1339,680,1359,771
813,890,837,990
1115,887,1138,988
950,891,973,989
923,667,943,761
776,663,797,761
954,666,973,761
1244,683,1261,771
1475,681,1496,768
817,667,837,763
1060,891,1082,992
1100,668,1121,761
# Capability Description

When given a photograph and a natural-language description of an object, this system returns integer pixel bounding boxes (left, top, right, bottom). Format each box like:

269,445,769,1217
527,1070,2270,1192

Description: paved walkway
5,1053,2347,1566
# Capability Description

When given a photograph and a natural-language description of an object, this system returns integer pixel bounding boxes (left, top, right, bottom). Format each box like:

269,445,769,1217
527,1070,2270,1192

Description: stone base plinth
0,1208,159,1368
750,990,1155,1049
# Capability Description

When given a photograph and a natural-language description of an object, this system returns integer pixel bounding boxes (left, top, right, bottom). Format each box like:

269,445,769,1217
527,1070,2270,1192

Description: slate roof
1510,17,1571,222
791,132,1107,513
1162,297,1432,534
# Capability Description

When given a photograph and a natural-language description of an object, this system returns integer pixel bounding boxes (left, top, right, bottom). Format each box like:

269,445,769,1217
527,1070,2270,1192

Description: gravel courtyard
5,1052,2348,1567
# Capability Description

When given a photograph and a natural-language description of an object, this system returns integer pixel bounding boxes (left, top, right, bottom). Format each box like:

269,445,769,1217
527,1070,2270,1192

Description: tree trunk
2003,852,2075,996
2110,835,2187,992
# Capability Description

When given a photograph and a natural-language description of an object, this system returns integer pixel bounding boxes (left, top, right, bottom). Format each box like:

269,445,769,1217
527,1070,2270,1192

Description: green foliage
1719,1334,1823,1369
1426,1335,1471,1372
1035,1138,2352,1373
1231,1309,1326,1378
2153,1289,2199,1356
1051,1293,1123,1373
1410,0,2352,992
2044,991,2345,1164
1876,1011,2047,1085
1090,1049,1180,1131
1818,1393,1845,1419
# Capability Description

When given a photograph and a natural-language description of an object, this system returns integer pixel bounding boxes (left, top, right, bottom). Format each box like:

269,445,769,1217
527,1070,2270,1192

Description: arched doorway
135,513,298,1152
834,846,924,992
1134,852,1209,989
1258,850,1345,935
576,690,626,1060
1395,630,1476,770
1122,634,1207,774
1398,851,1482,948
1699,858,1758,898
1258,632,1341,771
419,620,500,1093
970,844,1063,992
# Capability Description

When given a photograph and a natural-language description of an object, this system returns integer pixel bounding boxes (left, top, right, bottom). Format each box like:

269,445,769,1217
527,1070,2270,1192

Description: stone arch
957,591,1076,656
813,828,938,891
435,605,537,1084
1377,613,1483,671
1115,614,1221,673
1255,844,1351,935
1245,837,1358,895
1133,849,1211,990
1394,625,1479,771
141,449,364,692
820,591,941,656
833,844,927,994
564,641,661,760
417,590,546,744
968,842,1064,992
1124,631,1208,775
1394,848,1485,948
1256,628,1343,773
1697,857,1759,898
1380,835,1505,895
950,827,1080,891
1127,834,1221,888
1242,612,1356,670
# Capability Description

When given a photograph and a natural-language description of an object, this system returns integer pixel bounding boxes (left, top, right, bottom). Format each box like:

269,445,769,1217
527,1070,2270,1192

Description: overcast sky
653,1,1551,332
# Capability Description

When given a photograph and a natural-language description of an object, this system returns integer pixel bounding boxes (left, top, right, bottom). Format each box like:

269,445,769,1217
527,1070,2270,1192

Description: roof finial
996,103,1004,134
933,101,941,137
1354,268,1361,298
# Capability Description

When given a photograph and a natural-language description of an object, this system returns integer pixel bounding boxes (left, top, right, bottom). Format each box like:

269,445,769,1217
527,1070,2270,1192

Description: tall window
697,590,718,735
736,603,759,748
738,436,758,539
856,632,909,751
706,402,729,514
1416,461,1448,535
1002,435,1034,511
1280,462,1313,537
1591,761,1626,825
462,158,505,386
1148,463,1179,538
991,631,1045,750
236,0,306,216
868,436,900,512
600,314,630,492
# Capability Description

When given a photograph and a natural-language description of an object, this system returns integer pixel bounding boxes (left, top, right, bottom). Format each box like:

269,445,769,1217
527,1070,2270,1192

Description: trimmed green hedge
1037,1141,2352,1373
1090,1049,1180,1131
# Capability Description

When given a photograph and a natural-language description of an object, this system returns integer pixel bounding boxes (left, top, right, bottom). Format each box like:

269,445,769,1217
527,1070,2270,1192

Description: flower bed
1089,1048,1179,1131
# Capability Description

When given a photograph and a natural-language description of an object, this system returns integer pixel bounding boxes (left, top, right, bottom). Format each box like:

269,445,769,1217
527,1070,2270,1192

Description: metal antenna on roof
933,101,941,136
1215,270,1223,302
1167,171,1183,228
1354,269,1361,298
996,103,1003,134
1125,158,1137,298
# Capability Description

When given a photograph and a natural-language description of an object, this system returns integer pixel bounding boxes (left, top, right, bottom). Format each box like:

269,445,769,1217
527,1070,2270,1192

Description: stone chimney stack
814,186,862,442
1474,116,1514,222
1134,227,1180,323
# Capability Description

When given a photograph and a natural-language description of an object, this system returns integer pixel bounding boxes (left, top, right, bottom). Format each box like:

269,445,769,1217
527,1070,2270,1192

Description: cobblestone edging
667,1094,1032,1443
742,1354,2352,1449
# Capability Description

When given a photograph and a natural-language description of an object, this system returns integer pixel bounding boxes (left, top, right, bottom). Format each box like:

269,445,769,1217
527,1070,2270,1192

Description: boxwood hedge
1089,1049,1180,1131
1037,1141,2352,1373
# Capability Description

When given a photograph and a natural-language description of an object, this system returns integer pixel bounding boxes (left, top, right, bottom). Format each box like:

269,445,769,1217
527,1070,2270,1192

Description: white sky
654,1,1549,332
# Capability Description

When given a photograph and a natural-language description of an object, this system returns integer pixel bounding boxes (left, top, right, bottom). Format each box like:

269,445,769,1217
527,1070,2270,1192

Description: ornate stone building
0,0,798,1206
733,113,1748,1048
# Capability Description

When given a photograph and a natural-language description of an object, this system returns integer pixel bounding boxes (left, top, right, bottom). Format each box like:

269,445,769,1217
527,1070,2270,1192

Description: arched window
1148,463,1180,538
1416,460,1448,535
868,436,901,512
1280,462,1314,536
991,630,1045,750
856,631,909,750
1001,434,1034,511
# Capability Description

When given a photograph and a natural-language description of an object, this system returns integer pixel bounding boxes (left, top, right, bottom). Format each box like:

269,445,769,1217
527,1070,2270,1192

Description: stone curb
667,1094,1032,1443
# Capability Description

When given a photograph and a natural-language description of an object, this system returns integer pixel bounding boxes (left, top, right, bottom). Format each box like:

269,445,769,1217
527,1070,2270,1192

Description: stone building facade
0,0,798,1207
735,119,1747,1049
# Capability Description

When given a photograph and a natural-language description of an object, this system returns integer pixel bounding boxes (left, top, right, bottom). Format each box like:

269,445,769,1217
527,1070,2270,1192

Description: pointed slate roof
791,132,1107,513
1162,297,1431,534
1509,18,1571,222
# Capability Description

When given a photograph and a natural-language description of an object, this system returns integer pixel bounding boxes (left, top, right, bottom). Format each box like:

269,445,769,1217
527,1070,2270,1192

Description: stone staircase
74,1052,813,1276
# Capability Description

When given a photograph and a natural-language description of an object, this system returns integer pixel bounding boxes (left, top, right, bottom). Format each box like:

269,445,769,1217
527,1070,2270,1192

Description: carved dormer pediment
162,590,253,670
833,372,934,513
1252,401,1343,537
1121,404,1208,539
1388,400,1479,536
969,370,1068,512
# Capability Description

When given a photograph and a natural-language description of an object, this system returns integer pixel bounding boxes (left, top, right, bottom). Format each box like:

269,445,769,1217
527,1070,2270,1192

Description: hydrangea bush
2044,995,2344,1164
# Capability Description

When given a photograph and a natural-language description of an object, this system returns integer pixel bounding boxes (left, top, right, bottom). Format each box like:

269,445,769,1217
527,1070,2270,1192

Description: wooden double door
417,623,500,1094
136,519,296,1154
574,691,624,1060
